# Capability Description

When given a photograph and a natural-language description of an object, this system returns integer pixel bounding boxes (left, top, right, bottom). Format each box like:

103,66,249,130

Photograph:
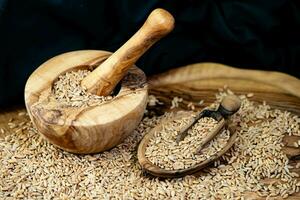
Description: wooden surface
81,8,174,96
149,62,300,99
2,62,300,198
24,50,148,153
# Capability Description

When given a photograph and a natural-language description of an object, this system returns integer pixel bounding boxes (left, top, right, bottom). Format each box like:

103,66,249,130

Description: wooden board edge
148,62,300,99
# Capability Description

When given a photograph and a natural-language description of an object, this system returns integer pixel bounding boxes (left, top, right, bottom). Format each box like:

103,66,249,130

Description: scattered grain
247,93,254,98
148,95,163,106
187,102,195,110
0,90,299,199
18,112,26,116
170,97,183,109
198,100,204,105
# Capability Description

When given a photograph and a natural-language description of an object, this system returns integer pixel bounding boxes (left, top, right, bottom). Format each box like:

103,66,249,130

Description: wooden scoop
137,95,241,178
24,8,174,154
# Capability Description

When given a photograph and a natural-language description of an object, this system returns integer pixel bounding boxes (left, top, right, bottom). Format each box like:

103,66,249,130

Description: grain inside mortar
145,116,231,170
1,90,300,199
52,69,113,107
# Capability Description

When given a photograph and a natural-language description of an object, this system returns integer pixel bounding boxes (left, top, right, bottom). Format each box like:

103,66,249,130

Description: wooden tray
147,62,300,199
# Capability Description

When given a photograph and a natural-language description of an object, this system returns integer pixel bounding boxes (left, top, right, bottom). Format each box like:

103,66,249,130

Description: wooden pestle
81,8,175,96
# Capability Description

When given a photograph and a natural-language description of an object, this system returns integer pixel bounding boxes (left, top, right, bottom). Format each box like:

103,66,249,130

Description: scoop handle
81,8,175,95
218,95,241,117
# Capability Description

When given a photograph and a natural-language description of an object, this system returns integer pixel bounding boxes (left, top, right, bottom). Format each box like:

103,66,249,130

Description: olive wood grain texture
81,8,174,96
24,50,148,153
148,63,300,115
148,62,300,99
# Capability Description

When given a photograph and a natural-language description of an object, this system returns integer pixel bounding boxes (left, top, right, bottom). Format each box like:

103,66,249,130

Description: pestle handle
81,8,175,96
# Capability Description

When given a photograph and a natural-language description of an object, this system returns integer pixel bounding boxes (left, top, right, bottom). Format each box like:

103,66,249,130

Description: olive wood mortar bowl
24,50,147,154
24,8,174,154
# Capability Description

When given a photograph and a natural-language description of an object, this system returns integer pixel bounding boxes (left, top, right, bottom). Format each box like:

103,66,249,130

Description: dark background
0,0,300,107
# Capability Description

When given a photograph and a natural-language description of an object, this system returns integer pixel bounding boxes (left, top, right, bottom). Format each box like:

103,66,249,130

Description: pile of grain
1,91,300,199
52,69,113,107
145,116,231,170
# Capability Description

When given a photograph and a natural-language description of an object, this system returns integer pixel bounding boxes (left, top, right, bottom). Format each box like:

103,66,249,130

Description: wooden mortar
24,8,175,154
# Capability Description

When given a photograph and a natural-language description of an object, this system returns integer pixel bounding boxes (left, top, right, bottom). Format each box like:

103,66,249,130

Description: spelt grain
0,90,299,199
52,69,113,108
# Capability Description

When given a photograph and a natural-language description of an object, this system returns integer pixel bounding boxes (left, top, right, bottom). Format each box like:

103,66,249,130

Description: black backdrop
0,0,300,107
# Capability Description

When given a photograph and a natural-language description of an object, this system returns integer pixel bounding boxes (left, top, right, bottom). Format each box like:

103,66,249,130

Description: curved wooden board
148,63,300,115
149,62,300,99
